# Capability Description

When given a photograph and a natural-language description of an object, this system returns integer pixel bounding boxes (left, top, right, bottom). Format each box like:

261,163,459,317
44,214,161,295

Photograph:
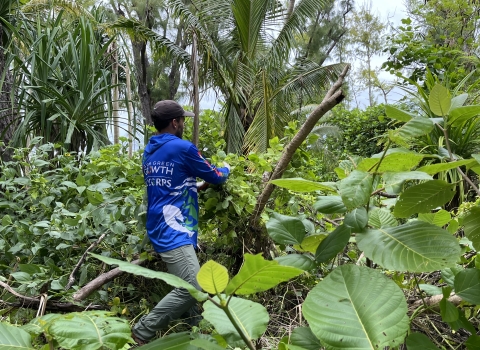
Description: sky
353,0,408,108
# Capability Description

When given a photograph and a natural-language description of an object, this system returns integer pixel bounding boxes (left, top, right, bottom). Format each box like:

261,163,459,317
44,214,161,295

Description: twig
323,217,340,227
0,281,38,303
65,233,107,291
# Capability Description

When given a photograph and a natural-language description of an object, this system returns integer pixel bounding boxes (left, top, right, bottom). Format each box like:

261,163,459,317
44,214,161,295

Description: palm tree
170,0,349,153
7,9,118,153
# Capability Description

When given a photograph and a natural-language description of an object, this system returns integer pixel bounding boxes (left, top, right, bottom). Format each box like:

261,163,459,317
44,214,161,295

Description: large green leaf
381,171,432,188
465,335,480,350
303,265,409,350
266,212,306,245
417,159,475,175
294,234,326,254
0,323,34,350
393,180,456,218
429,83,451,116
197,260,229,295
270,178,336,193
289,327,322,350
203,296,268,347
454,268,480,304
418,210,451,227
275,254,316,270
357,221,461,272
90,253,208,301
137,332,196,350
313,196,347,214
40,311,132,350
463,207,480,251
225,254,302,295
343,208,368,232
448,105,480,126
357,153,425,173
440,299,459,322
190,338,226,350
405,333,440,350
449,93,468,111
315,225,351,264
441,266,463,288
390,117,434,141
338,170,373,210
385,105,414,122
368,208,398,229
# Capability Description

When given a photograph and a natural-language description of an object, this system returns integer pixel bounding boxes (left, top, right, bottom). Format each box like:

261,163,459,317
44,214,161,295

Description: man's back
143,133,229,253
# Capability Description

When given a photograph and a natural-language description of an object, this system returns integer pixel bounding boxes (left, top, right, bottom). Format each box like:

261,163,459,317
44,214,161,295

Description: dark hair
153,116,181,131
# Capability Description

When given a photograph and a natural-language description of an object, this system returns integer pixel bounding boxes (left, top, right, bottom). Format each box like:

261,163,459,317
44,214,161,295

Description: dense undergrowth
2,83,480,349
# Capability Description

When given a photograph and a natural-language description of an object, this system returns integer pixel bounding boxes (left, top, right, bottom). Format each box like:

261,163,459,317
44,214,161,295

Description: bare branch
72,258,145,302
0,281,103,312
65,233,107,291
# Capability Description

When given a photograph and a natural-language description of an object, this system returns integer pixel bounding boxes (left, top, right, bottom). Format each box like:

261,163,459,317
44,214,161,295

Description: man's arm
185,145,230,185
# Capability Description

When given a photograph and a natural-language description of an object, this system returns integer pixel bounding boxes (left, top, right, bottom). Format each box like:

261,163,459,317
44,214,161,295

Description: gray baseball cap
152,100,195,120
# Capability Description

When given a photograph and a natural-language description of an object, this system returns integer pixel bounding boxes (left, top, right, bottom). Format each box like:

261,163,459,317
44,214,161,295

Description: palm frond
270,0,329,64
274,61,348,101
224,102,245,154
106,17,190,65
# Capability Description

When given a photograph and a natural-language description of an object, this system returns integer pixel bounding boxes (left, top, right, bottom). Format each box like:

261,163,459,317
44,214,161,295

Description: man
132,100,230,345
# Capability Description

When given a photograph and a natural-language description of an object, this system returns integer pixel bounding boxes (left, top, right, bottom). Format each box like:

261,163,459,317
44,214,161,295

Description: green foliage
171,0,349,153
3,66,480,349
357,221,461,272
383,0,480,86
203,296,268,347
1,311,133,350
8,11,117,153
405,333,440,350
393,180,456,218
0,322,34,350
0,141,145,298
224,254,303,295
324,105,392,158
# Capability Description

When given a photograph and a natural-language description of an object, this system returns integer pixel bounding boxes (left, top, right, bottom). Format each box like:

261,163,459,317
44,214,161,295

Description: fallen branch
410,293,462,311
248,64,350,254
73,258,145,302
0,300,105,312
250,64,350,228
65,233,107,291
0,281,104,312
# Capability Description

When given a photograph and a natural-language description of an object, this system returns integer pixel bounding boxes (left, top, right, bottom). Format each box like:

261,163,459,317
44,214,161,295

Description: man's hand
223,162,231,171
196,181,210,192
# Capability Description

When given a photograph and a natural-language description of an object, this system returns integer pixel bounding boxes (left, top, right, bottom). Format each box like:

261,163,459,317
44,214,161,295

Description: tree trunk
112,41,120,144
286,0,296,21
132,40,152,126
0,25,17,162
192,33,200,146
124,62,134,157
168,20,186,100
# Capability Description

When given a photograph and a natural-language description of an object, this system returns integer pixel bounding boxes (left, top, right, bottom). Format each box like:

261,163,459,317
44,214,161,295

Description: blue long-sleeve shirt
143,133,229,253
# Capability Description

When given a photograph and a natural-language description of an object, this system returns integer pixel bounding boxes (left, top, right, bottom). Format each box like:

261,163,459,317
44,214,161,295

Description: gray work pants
132,244,202,341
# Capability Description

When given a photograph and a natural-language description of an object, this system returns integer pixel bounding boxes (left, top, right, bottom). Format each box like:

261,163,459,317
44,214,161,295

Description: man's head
151,100,195,138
